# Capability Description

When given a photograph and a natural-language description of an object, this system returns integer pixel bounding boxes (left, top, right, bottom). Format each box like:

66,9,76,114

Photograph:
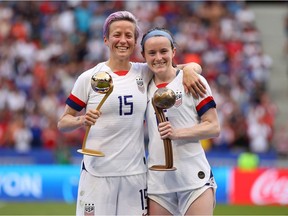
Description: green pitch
215,204,288,215
0,202,287,215
0,202,75,215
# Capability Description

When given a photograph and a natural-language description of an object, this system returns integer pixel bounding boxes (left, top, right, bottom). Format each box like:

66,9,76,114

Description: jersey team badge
84,203,95,216
136,76,145,93
174,90,182,107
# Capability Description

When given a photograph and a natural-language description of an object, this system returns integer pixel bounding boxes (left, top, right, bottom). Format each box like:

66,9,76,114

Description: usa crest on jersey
84,203,95,216
136,76,145,93
174,90,182,107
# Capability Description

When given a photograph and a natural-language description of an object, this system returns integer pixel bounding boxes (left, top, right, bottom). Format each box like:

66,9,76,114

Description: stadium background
0,1,288,215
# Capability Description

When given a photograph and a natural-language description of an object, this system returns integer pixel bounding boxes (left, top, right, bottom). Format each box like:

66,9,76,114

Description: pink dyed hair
103,11,140,41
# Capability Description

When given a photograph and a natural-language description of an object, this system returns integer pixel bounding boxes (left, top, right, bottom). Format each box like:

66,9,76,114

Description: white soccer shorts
76,169,147,215
148,175,217,215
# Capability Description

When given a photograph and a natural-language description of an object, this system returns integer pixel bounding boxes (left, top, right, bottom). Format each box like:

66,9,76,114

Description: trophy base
149,165,177,171
77,149,105,157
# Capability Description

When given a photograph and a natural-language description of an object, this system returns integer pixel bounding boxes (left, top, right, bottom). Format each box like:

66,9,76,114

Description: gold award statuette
150,87,177,171
77,72,113,157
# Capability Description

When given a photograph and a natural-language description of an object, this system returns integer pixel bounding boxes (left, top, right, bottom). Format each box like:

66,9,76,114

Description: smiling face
104,20,136,61
142,36,176,76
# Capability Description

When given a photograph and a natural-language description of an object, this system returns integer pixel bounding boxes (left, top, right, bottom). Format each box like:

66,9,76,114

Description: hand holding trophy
77,72,113,157
150,87,177,171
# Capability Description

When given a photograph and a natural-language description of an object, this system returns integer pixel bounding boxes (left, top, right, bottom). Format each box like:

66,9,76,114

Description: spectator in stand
0,3,12,41
42,118,61,150
13,114,33,153
0,107,10,148
247,91,277,153
74,1,92,36
5,81,26,112
284,12,288,56
274,121,288,158
235,2,255,29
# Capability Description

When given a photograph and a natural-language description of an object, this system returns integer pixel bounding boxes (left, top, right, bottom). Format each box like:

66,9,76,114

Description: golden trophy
77,72,113,157
150,87,177,171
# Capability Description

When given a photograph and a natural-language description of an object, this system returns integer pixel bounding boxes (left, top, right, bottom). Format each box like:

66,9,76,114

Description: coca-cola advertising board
231,168,288,205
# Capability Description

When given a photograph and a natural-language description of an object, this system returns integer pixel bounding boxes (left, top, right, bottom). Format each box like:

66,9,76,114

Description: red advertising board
231,168,288,205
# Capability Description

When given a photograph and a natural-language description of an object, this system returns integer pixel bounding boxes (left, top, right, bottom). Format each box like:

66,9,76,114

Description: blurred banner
231,168,288,205
213,167,230,204
1,165,287,205
0,165,230,203
0,165,79,203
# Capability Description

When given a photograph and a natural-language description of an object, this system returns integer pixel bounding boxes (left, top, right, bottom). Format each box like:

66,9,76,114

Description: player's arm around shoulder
177,62,206,98
177,62,202,75
134,61,154,83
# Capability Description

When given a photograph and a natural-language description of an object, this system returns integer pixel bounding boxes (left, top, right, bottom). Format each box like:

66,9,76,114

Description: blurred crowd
0,1,286,158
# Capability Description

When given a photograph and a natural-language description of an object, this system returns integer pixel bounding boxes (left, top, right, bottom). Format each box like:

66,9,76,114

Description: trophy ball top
153,87,176,109
91,72,113,94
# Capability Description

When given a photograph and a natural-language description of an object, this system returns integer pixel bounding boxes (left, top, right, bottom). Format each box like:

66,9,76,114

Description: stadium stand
0,1,287,166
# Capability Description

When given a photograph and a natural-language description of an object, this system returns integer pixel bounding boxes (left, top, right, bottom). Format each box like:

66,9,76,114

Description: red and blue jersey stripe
66,94,86,111
196,96,216,117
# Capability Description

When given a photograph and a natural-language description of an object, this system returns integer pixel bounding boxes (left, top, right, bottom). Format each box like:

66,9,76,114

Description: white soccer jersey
66,62,152,176
146,70,216,194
